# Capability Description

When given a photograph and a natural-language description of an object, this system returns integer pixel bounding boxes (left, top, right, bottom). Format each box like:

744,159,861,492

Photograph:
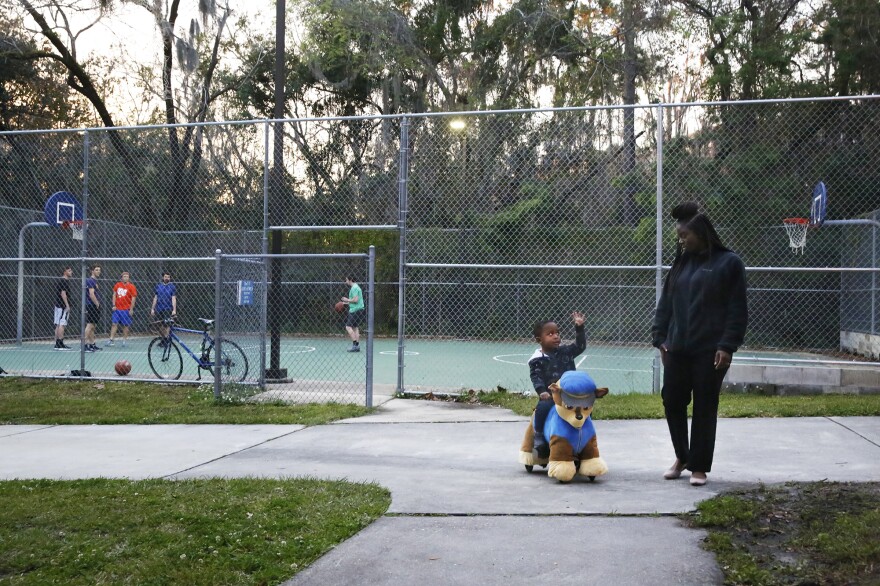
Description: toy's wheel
524,465,534,472
588,476,596,482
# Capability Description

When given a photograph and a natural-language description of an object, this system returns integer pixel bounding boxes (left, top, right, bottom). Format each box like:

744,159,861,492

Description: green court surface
0,335,815,394
0,335,654,393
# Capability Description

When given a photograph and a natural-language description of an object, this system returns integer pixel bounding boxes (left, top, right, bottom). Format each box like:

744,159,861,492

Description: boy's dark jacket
528,325,586,395
652,249,748,354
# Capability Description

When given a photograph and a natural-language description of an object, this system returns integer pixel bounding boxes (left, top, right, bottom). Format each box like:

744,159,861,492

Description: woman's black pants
661,350,728,473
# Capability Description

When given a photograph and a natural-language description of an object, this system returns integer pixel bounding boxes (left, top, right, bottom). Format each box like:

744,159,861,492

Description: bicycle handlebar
151,317,214,331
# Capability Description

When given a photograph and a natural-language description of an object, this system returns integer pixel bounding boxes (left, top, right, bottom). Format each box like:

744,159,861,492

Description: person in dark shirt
652,202,748,487
84,265,102,353
527,311,587,457
53,266,74,351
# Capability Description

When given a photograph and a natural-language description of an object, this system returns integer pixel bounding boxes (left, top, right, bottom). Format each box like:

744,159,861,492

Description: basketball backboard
810,181,827,226
44,191,83,227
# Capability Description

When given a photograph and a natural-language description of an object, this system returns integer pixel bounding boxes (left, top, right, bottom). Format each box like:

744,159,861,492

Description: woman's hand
714,349,732,370
539,391,550,400
659,344,668,367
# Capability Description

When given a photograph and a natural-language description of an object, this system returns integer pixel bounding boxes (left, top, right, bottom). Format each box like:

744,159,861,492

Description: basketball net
63,220,85,241
783,218,809,254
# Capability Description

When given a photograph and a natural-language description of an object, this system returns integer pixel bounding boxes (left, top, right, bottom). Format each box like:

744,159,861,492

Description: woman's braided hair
665,202,730,290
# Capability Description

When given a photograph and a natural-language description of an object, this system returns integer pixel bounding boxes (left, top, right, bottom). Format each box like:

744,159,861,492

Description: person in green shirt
341,276,365,352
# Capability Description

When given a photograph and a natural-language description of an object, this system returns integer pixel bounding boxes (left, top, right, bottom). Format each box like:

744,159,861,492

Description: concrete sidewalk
2,400,879,585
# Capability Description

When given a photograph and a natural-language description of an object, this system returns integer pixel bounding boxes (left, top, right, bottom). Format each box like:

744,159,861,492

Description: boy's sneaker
90,344,102,352
533,434,550,459
84,345,95,353
58,343,73,351
104,339,115,346
347,345,360,352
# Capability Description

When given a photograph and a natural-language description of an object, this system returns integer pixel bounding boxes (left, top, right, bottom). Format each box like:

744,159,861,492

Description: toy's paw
519,450,548,467
547,461,577,482
579,457,608,477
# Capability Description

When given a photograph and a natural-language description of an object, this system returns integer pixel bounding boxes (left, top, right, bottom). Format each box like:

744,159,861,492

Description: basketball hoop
62,220,85,241
783,217,810,254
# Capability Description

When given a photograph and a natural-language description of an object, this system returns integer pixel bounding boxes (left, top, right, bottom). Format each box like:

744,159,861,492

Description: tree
9,0,150,223
124,0,247,228
816,0,880,96
672,0,811,101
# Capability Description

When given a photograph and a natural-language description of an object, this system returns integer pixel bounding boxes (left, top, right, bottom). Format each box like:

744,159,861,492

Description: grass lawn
0,378,372,425
445,388,880,419
0,477,390,585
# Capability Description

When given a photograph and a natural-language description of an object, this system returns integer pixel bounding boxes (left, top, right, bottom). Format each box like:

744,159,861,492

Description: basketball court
6,176,880,396
0,333,826,396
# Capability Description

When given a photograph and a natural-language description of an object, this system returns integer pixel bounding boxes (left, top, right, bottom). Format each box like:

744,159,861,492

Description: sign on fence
237,280,254,306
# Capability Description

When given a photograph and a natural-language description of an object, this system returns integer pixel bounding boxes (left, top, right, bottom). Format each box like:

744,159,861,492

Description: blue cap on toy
558,371,597,407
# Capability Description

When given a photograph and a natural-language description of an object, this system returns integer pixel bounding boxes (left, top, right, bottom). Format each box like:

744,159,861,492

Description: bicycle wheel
210,339,249,383
148,337,183,380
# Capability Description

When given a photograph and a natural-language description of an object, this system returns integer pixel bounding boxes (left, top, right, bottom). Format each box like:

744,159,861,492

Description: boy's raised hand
571,311,585,326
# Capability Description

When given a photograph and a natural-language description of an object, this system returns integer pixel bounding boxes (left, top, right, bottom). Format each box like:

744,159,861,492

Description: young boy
528,311,587,457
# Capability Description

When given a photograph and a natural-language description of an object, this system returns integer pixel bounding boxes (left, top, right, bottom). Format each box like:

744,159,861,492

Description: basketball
114,360,132,376
335,301,346,313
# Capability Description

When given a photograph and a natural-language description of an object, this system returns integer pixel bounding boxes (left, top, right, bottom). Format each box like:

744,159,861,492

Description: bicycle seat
198,318,215,326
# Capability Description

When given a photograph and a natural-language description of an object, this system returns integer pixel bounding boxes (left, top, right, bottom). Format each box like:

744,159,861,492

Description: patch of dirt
685,482,880,585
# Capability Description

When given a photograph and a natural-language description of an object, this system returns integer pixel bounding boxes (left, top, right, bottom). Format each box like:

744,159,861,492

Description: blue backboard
44,191,83,227
810,182,827,226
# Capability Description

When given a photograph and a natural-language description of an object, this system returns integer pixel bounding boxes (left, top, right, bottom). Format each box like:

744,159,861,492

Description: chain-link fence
0,248,376,404
2,96,880,397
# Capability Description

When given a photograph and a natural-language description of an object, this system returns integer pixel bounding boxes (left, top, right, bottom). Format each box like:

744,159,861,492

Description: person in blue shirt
652,201,748,487
150,272,178,339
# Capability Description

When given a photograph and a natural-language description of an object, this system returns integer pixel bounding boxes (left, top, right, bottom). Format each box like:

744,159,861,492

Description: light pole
267,0,287,380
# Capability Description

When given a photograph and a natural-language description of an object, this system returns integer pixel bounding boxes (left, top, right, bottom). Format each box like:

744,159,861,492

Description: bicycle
148,317,248,382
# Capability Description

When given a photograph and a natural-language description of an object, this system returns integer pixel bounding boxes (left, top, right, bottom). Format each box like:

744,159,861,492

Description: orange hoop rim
783,217,810,225
61,220,85,229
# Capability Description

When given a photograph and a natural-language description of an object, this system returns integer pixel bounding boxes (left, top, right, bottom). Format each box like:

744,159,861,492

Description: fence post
17,222,50,345
260,120,270,388
214,249,223,399
396,117,410,394
79,130,91,378
873,219,877,335
366,246,376,407
653,105,664,394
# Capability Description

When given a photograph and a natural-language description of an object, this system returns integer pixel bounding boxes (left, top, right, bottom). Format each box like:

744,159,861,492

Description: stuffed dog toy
518,370,609,482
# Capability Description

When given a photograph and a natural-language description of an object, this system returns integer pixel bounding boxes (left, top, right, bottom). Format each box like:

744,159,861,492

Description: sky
31,1,279,122
75,0,275,56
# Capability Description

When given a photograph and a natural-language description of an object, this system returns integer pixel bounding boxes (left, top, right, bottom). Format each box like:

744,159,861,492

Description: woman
651,202,748,486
